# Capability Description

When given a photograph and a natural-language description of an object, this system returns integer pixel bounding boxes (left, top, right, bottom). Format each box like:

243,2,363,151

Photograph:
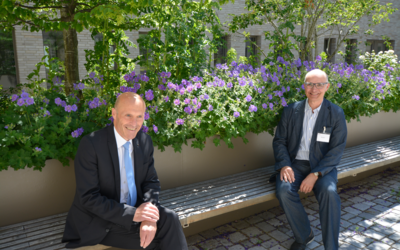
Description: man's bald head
304,69,329,83
114,92,146,113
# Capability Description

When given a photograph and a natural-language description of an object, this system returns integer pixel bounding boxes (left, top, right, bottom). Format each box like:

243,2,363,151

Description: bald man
62,93,188,250
273,69,347,250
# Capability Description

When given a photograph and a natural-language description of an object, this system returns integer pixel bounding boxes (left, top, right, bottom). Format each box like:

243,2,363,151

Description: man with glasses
273,69,347,250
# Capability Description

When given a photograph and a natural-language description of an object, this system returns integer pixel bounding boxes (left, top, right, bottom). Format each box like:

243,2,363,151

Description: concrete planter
1,111,400,227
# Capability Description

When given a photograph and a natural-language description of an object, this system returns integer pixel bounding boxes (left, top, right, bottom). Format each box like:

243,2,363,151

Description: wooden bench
1,136,399,250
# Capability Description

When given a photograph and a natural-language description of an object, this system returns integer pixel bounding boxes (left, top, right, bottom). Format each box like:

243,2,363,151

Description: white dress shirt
114,127,135,203
296,99,322,160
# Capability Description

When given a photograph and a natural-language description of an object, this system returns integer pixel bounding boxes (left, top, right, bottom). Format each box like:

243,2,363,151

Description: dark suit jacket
62,125,160,248
273,98,347,181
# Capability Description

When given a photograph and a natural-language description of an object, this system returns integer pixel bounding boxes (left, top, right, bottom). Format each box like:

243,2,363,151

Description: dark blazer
62,125,160,248
273,98,347,181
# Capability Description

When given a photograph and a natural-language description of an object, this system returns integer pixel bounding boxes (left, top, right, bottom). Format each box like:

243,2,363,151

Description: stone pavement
186,166,400,250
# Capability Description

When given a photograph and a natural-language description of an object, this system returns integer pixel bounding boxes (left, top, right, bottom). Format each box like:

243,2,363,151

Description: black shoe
290,230,314,250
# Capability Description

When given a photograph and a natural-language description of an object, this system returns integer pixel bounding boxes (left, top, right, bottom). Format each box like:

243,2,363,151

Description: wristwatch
313,172,319,178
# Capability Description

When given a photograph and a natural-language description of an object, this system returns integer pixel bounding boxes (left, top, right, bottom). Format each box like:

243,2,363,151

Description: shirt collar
114,127,132,149
305,99,322,113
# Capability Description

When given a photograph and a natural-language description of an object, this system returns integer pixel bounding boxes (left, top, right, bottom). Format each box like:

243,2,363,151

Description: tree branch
15,3,64,9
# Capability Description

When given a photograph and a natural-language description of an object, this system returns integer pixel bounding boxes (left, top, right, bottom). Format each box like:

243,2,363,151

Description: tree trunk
61,1,79,96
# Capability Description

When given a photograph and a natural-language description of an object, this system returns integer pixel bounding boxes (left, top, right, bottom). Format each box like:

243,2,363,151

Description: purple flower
245,95,252,102
78,82,85,90
60,101,67,107
186,85,194,93
176,118,184,125
144,112,150,120
262,103,267,109
268,94,273,100
44,110,51,117
164,96,169,102
249,105,257,112
281,98,288,107
17,98,25,106
287,86,290,92
158,84,166,91
43,98,49,104
184,98,190,105
179,88,185,95
233,111,240,118
269,103,274,110
153,124,158,133
227,82,233,88
204,94,209,100
26,97,34,105
173,99,180,106
145,90,154,101
55,98,62,105
352,95,360,100
208,105,213,111
337,83,342,88
71,104,77,112
21,91,29,99
316,55,322,61
65,105,72,112
35,147,42,151
11,94,18,102
89,72,96,78
141,125,149,133
184,106,193,114
71,128,84,138
167,82,176,89
4,126,8,129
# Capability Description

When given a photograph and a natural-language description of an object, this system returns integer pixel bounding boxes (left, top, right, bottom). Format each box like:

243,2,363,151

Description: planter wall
1,111,399,227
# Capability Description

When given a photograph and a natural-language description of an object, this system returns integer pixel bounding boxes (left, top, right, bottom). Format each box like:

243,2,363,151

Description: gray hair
304,69,329,83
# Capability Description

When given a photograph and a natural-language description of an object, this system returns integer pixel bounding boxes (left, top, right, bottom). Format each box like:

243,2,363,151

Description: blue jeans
276,160,341,250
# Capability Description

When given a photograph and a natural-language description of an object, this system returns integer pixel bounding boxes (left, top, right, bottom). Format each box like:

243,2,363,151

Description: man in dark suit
273,69,347,250
62,92,188,250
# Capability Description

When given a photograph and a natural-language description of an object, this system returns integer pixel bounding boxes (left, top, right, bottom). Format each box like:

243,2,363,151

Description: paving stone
259,234,271,241
258,211,276,220
348,196,365,203
392,223,400,233
358,212,377,220
228,232,247,244
255,222,275,233
339,243,357,249
388,233,400,241
363,229,386,240
305,240,319,249
392,242,400,250
310,219,320,227
344,207,362,215
228,245,245,250
267,218,284,227
213,247,227,250
381,237,394,245
240,240,254,248
246,215,264,225
280,238,295,249
308,214,317,222
199,239,220,249
215,225,236,234
312,245,324,250
349,217,363,224
268,245,286,250
276,225,291,234
367,241,391,250
269,229,290,242
304,208,317,215
199,229,220,239
344,237,367,248
341,213,356,220
352,201,376,211
313,233,323,243
187,234,205,245
277,214,288,224
261,238,279,248
375,218,396,227
231,220,250,230
382,211,400,222
308,203,319,211
352,234,374,245
359,194,376,201
188,246,200,250
217,237,233,247
242,227,262,237
340,220,352,228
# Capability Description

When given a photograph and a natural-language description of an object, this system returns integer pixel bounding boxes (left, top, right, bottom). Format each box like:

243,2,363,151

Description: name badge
317,126,330,143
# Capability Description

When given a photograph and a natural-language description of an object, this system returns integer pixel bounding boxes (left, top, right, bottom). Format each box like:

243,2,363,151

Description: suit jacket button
106,229,110,232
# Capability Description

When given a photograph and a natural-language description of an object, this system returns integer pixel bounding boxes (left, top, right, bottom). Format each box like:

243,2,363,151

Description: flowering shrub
1,55,399,171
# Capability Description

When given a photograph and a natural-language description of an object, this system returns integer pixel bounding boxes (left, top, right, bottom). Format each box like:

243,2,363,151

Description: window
214,35,229,66
245,36,260,65
138,32,152,73
366,40,395,54
324,38,336,63
345,39,357,64
42,31,65,83
0,30,18,89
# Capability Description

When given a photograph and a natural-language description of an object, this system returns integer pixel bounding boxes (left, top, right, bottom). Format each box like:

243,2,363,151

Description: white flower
359,55,365,60
388,50,394,54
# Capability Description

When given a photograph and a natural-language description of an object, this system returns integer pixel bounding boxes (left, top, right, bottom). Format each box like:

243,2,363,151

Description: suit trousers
100,206,188,250
275,160,341,250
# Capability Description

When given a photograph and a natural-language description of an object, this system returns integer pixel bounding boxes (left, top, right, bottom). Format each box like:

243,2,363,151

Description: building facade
1,0,399,88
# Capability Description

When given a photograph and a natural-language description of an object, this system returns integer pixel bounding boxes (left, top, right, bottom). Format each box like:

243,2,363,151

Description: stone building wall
11,0,400,84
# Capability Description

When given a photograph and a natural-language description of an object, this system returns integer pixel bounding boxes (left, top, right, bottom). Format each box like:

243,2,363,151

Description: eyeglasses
304,82,328,89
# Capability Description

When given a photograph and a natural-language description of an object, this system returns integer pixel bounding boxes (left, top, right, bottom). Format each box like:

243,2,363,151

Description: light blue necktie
123,141,137,206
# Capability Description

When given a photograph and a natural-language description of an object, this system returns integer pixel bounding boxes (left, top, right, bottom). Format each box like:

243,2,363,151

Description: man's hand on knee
299,173,318,193
133,202,159,223
140,221,157,249
280,166,295,183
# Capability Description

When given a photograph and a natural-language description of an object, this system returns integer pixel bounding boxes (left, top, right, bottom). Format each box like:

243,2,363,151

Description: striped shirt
295,100,322,160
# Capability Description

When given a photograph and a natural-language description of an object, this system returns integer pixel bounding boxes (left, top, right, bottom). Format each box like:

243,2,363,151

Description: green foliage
226,48,238,65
